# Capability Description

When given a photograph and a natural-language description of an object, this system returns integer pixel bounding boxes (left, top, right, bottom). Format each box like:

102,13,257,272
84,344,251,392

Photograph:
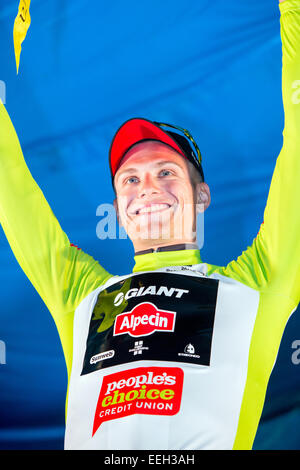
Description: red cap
109,118,186,178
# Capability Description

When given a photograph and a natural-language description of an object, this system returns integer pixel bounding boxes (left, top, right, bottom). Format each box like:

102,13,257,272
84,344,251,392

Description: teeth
138,204,170,214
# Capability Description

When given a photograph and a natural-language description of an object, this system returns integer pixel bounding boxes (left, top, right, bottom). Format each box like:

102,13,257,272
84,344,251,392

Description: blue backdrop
0,0,299,450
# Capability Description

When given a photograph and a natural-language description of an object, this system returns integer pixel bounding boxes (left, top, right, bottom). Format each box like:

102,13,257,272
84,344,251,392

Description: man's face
113,141,209,250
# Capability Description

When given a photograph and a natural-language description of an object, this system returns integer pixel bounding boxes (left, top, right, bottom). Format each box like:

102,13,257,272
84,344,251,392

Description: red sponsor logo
92,367,184,436
113,302,176,337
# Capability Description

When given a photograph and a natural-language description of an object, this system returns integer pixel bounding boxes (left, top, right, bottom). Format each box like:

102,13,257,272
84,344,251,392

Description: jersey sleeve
0,101,112,375
217,0,300,304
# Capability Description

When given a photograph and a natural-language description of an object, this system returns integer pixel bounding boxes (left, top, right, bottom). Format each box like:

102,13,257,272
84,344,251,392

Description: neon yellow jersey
0,0,299,450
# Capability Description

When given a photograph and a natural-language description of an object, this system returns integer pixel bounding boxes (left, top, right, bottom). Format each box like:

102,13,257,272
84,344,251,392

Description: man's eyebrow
115,167,137,179
115,160,184,182
155,160,183,168
118,160,182,175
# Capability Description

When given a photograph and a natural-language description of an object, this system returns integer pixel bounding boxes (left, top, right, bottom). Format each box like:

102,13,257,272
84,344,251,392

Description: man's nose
138,173,160,198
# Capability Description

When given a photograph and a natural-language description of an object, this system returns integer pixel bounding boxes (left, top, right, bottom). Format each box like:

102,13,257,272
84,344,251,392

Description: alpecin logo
113,302,176,337
92,366,184,436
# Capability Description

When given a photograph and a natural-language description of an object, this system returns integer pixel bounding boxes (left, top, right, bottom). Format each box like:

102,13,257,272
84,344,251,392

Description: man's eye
159,169,172,177
125,176,139,184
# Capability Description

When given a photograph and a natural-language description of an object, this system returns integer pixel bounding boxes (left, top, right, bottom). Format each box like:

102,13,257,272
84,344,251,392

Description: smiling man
110,120,210,251
0,0,299,451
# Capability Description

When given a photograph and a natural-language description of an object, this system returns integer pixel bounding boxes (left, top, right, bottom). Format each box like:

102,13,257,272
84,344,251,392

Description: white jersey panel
64,265,259,450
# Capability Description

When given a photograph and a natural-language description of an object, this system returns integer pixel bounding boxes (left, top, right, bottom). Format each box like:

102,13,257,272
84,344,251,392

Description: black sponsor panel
81,272,218,375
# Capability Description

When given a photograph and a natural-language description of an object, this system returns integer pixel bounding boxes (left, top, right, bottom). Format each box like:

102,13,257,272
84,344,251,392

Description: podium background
0,0,299,449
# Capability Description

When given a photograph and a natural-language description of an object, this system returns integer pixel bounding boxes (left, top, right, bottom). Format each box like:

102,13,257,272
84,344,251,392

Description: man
0,0,298,450
110,119,210,252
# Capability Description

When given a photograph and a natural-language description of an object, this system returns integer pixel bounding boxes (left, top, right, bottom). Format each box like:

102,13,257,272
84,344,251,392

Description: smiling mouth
133,203,172,215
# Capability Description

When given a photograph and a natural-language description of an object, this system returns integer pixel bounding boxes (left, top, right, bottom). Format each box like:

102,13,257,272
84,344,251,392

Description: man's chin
128,221,184,243
127,223,171,242
125,209,194,243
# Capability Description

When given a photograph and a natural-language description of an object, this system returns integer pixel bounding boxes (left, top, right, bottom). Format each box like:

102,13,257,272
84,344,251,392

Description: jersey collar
133,248,202,272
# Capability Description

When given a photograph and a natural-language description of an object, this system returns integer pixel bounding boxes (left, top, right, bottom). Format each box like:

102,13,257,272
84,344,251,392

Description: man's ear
196,182,211,213
113,198,123,227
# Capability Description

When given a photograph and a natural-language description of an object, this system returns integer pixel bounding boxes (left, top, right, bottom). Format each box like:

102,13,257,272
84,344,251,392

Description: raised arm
217,0,300,304
0,102,112,374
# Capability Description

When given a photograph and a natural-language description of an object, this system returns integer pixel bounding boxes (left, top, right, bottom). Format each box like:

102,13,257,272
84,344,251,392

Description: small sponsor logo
113,285,189,306
92,367,184,436
165,266,206,276
90,350,115,365
185,344,195,354
113,302,176,337
129,340,149,356
178,343,200,359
